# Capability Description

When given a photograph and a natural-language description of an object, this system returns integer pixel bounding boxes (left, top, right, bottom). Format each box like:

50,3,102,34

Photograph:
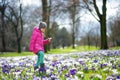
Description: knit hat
39,22,47,29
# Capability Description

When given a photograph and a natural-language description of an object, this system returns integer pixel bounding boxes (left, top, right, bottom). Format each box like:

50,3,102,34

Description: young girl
29,21,51,73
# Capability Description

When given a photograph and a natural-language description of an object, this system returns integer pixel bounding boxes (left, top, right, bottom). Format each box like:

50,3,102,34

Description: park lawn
0,46,99,57
0,52,34,57
0,46,119,57
110,46,120,50
48,46,99,54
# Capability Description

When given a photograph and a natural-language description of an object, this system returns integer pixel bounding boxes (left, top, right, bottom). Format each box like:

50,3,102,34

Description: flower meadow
0,50,120,80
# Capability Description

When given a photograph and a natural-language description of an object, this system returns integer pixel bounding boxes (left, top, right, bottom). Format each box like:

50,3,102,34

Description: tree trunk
72,20,75,49
93,0,108,49
1,7,6,52
100,0,108,49
100,15,108,49
17,3,23,53
46,0,51,51
17,38,21,53
42,0,48,53
72,0,76,49
42,0,47,22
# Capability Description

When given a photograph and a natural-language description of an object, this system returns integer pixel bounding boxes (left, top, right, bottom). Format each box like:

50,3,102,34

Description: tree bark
100,0,108,49
93,0,108,49
42,0,48,53
71,0,77,49
47,0,51,51
0,4,6,52
42,0,48,22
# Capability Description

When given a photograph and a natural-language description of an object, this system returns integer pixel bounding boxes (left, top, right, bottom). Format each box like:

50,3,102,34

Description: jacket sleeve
43,39,50,45
29,30,37,52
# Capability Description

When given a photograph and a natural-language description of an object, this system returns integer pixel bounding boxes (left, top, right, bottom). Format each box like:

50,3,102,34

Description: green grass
48,46,99,54
110,46,120,50
0,52,34,57
0,46,98,57
0,46,119,57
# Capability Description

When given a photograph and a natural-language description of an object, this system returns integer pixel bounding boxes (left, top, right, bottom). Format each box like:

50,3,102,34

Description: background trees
67,0,81,49
0,0,8,52
83,0,108,49
108,11,120,46
0,0,120,52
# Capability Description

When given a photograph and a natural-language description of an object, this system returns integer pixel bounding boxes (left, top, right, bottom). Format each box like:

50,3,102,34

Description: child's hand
48,37,52,42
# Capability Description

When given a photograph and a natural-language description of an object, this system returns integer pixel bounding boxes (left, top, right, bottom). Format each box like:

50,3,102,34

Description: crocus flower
112,65,116,69
93,60,98,63
2,65,11,74
79,61,85,65
64,73,70,78
33,77,40,80
83,67,88,73
106,76,115,80
91,66,95,71
116,75,120,79
100,64,103,68
50,74,58,80
2,69,9,74
62,65,68,70
69,69,76,75
39,67,44,72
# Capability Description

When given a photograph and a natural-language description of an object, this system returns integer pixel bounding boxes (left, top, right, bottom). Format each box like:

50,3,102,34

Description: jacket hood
33,26,41,33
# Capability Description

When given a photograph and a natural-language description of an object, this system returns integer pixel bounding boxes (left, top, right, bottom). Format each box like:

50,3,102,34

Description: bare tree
67,0,80,49
109,12,120,46
83,0,108,49
0,0,8,52
5,0,23,53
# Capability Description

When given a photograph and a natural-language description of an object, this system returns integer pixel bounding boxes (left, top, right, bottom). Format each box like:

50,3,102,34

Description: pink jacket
29,27,49,54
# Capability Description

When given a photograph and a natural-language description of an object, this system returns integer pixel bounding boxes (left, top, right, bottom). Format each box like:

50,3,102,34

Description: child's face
40,28,46,33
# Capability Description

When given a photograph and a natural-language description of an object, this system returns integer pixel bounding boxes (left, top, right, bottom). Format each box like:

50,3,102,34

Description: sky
22,0,41,6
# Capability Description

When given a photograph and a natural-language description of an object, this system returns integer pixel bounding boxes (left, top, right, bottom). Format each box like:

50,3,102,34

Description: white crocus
112,69,118,74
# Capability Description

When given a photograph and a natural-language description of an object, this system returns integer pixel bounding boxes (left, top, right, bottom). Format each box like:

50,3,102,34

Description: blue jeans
36,51,44,67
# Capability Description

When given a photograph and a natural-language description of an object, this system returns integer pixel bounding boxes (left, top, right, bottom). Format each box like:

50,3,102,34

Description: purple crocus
118,64,120,67
114,51,119,56
64,73,70,77
116,75,120,79
103,64,107,67
62,65,68,70
93,60,98,63
83,67,88,73
112,65,116,69
79,61,85,65
2,65,11,74
39,67,44,72
33,77,40,80
52,63,56,67
91,66,95,71
69,69,76,75
15,69,20,72
2,69,9,74
106,76,115,80
50,74,58,80
100,64,103,68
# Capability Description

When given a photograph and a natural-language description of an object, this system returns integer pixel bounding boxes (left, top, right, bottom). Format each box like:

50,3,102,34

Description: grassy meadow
0,46,119,57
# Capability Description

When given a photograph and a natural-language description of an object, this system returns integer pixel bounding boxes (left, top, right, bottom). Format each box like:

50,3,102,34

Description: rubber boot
40,63,46,74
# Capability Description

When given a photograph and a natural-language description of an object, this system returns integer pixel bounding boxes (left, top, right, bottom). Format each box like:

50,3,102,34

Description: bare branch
93,0,101,19
83,0,100,22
